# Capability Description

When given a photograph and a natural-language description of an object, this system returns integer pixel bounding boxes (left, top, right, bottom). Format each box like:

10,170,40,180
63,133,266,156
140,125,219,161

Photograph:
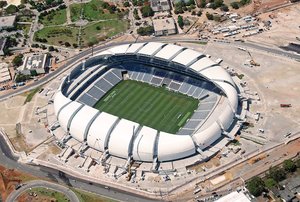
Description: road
0,135,157,202
1,37,299,102
6,180,80,202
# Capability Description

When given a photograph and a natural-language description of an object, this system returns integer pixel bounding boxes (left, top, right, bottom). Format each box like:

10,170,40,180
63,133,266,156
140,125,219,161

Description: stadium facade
54,42,240,165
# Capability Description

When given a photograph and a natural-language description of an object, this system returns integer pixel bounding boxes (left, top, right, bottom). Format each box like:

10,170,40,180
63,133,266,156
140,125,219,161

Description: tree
200,0,206,8
137,26,154,36
214,0,224,7
264,178,277,189
267,167,286,182
5,4,19,14
48,46,54,51
12,54,23,67
0,1,7,9
283,159,296,172
206,12,213,20
231,1,239,9
247,176,265,197
140,5,154,17
220,4,229,11
123,1,130,7
177,15,184,29
64,42,71,47
197,10,202,16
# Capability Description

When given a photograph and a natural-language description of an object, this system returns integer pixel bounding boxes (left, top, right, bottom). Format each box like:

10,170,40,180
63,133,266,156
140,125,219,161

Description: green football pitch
93,80,199,133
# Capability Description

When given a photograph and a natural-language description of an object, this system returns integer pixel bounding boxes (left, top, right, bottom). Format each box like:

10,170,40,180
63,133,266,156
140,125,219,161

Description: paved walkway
6,180,79,202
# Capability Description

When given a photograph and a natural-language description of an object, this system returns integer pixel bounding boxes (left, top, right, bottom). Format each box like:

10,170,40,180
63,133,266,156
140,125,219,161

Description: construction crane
247,51,260,66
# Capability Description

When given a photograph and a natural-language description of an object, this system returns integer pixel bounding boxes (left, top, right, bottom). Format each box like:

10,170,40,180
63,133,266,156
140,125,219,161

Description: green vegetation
140,5,154,17
283,159,297,172
39,8,67,26
34,26,78,46
12,54,24,67
246,176,265,197
24,87,41,104
70,0,120,22
231,0,251,9
247,157,300,196
206,12,214,20
81,20,128,46
27,187,69,201
133,8,140,20
137,25,154,36
94,80,199,133
178,15,184,29
72,188,116,202
15,74,31,83
5,4,18,14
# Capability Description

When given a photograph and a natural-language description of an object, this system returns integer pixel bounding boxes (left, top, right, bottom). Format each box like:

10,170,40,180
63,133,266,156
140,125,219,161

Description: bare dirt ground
0,165,39,201
250,4,300,47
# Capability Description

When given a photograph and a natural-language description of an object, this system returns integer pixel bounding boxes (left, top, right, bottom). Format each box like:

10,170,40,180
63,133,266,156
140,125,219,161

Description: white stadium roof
54,42,239,162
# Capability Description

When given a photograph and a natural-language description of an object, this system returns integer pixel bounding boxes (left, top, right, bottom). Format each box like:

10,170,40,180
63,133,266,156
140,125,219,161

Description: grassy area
27,187,69,201
70,0,119,22
71,188,116,202
40,8,67,26
34,26,78,46
24,87,41,104
94,80,199,133
18,15,33,22
81,20,128,46
17,24,31,35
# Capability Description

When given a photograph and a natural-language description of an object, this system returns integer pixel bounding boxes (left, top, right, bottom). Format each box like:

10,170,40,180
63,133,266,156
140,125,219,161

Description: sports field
94,80,199,133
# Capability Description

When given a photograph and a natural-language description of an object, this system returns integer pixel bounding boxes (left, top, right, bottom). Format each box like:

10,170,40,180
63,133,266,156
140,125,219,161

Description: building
216,191,252,202
0,63,11,83
53,42,240,166
19,54,49,75
153,18,176,36
0,38,7,56
150,0,170,12
0,15,16,30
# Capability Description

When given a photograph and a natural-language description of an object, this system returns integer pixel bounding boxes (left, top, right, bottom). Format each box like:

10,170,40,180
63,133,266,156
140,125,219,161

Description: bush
267,167,286,182
48,46,54,51
231,1,239,9
220,4,229,11
283,159,296,172
206,12,213,20
12,54,23,67
197,10,202,16
137,26,154,36
264,178,277,189
247,176,265,197
177,15,184,29
140,5,154,18
123,1,130,7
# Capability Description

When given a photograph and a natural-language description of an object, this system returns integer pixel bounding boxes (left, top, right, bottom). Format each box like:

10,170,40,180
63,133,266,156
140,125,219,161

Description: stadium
53,42,240,168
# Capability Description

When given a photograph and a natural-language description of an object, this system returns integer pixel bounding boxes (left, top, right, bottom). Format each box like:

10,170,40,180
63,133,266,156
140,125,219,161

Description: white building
0,38,7,56
0,63,11,83
0,15,16,30
19,54,49,75
153,18,177,36
150,0,170,12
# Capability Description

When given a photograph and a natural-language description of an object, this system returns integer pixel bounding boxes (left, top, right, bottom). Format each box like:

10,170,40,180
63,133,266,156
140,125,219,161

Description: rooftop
0,15,16,28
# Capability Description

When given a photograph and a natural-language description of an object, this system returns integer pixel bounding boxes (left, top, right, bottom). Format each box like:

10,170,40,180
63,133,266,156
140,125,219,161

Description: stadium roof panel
108,119,139,158
125,43,145,54
109,44,130,54
190,57,216,72
58,101,82,132
86,112,119,151
172,49,203,66
138,42,164,56
157,132,195,161
69,106,99,142
132,126,157,161
154,44,184,60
